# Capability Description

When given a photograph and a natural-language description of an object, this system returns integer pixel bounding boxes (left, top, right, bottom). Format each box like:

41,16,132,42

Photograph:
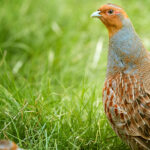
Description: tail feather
129,137,150,150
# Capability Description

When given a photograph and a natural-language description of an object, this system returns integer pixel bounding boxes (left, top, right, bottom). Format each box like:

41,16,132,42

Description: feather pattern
103,73,150,150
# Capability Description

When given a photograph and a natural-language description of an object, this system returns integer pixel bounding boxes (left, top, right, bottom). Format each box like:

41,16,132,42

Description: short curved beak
91,11,101,18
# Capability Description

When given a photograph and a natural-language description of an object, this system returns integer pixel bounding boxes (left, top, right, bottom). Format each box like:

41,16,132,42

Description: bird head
0,140,23,150
91,3,128,37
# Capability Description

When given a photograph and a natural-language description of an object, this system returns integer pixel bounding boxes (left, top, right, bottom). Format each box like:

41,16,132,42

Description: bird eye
108,9,114,15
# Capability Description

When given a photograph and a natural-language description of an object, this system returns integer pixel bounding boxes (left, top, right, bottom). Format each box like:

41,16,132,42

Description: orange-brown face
91,4,128,37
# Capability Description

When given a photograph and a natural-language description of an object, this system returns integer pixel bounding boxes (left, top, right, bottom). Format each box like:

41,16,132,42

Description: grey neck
107,18,146,76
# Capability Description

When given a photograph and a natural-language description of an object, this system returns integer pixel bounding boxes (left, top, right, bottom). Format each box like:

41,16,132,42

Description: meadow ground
0,0,150,149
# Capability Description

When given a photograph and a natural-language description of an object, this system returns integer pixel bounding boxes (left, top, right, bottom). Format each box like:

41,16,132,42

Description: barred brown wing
103,73,150,150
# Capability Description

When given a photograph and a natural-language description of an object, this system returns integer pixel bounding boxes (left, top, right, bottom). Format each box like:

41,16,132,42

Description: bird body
92,3,150,150
0,140,22,150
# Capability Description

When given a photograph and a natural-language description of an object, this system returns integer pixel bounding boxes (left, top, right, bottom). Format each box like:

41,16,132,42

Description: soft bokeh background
0,0,150,149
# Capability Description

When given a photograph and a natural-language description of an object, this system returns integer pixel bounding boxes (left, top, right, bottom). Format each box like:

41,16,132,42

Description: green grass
0,0,150,149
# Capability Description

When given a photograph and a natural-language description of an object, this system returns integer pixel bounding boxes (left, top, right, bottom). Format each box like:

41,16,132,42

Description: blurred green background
0,0,150,149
